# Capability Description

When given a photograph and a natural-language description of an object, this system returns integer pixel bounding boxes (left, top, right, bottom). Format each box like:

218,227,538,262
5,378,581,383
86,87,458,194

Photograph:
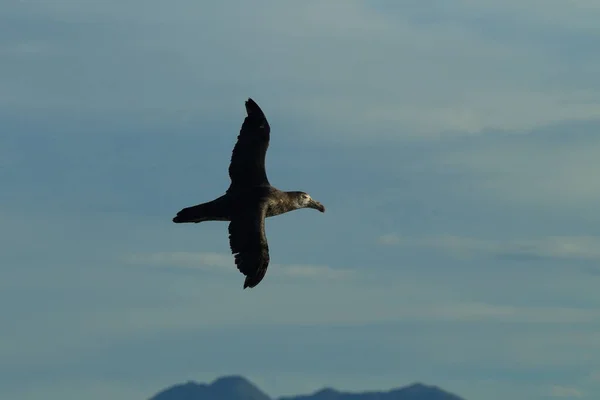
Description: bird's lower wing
228,204,270,289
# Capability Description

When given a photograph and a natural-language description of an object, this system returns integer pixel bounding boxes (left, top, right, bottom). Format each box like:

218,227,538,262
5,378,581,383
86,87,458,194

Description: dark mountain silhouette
149,375,465,400
150,376,270,400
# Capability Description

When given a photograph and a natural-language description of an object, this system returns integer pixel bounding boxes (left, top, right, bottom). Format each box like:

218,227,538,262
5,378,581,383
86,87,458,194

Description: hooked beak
309,199,326,213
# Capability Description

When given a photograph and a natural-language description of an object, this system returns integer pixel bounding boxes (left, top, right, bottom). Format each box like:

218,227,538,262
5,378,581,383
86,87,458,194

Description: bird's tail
172,197,230,223
172,204,207,223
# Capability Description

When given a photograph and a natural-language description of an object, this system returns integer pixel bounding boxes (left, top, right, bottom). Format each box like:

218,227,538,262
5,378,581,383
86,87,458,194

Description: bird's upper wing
227,98,271,191
228,201,270,289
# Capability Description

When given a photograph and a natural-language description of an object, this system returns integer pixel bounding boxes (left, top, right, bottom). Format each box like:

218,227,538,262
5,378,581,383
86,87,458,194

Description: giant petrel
172,98,325,289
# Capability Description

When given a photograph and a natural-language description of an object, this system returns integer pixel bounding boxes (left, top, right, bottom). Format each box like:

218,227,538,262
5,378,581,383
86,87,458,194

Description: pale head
293,191,325,213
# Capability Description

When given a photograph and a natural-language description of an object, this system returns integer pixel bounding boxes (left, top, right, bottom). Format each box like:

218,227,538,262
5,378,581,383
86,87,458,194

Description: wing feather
228,202,270,289
227,98,271,190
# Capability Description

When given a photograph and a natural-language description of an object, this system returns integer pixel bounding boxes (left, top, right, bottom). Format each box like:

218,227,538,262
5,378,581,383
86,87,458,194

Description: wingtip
244,98,263,117
243,277,252,289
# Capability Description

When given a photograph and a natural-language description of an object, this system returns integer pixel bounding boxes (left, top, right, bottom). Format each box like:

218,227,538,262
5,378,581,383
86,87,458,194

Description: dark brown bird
172,98,325,289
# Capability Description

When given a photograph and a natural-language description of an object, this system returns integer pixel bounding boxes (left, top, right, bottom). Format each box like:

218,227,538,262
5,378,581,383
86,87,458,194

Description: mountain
149,375,465,400
280,383,465,400
150,376,271,400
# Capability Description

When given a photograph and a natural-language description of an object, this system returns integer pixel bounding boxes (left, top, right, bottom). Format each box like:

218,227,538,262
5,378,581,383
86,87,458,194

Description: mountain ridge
149,375,465,400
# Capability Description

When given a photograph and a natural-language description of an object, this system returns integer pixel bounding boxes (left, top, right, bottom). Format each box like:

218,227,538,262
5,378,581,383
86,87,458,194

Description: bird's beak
309,199,326,213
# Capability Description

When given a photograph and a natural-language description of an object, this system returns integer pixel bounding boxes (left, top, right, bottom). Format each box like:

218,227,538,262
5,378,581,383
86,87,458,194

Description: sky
2,1,600,399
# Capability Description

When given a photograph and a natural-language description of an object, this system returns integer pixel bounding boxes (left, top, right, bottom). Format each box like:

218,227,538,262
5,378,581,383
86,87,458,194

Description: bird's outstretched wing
227,98,271,191
228,202,270,289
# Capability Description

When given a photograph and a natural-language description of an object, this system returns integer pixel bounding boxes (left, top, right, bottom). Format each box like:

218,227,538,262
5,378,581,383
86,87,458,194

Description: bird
172,98,325,289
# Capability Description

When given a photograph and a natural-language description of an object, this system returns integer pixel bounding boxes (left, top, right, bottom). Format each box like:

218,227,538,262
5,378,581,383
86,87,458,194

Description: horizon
2,1,600,400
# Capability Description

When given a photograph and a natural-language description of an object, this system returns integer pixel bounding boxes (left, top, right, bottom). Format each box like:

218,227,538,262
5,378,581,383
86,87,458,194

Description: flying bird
172,98,325,289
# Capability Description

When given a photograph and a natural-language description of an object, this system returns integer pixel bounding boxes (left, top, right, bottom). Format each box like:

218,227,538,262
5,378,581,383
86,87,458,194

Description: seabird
172,98,325,289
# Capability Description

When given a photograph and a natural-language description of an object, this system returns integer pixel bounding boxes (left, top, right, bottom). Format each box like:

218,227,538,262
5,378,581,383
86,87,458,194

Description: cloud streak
379,234,600,261
549,385,584,398
125,251,353,280
4,0,600,140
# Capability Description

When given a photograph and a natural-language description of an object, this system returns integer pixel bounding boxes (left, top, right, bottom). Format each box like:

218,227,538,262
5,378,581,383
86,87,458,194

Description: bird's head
295,192,325,213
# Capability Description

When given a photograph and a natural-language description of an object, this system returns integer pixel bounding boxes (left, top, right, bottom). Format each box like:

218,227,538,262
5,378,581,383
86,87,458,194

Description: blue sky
2,1,600,399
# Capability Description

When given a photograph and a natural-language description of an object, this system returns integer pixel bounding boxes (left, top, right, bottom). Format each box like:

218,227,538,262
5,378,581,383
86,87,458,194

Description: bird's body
172,98,325,289
173,187,311,223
